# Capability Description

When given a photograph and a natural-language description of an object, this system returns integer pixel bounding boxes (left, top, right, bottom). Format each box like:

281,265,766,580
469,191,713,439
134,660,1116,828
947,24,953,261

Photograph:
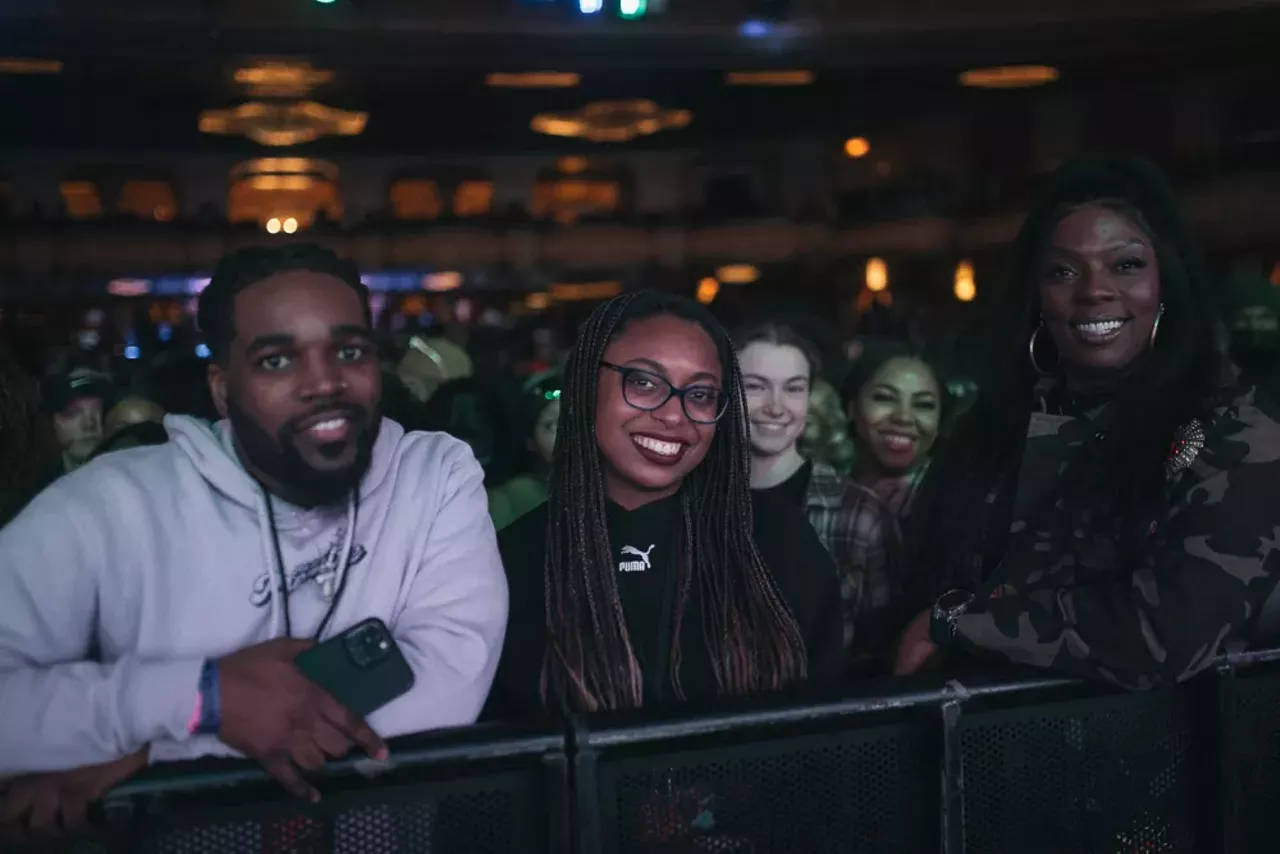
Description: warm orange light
959,65,1060,89
0,58,62,75
724,70,814,87
424,271,463,292
716,264,759,285
865,258,889,292
266,217,282,234
558,156,590,174
549,281,623,301
526,292,552,311
696,278,720,304
486,72,581,89
844,137,871,159
954,261,977,302
1270,263,1280,287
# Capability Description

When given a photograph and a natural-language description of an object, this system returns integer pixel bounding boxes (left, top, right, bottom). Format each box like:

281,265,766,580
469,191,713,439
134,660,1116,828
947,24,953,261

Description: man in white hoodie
0,245,509,838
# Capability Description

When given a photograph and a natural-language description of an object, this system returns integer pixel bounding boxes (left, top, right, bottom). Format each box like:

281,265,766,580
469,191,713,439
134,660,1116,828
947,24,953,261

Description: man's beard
227,399,379,508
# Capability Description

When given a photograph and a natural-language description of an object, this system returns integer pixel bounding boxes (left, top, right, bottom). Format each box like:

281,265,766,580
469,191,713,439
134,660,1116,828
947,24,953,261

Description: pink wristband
187,691,203,735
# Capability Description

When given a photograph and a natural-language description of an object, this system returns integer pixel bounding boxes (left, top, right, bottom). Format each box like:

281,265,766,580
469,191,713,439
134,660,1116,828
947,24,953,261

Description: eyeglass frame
599,361,729,424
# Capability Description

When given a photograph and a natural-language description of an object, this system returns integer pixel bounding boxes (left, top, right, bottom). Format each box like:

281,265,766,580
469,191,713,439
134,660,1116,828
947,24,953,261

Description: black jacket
487,490,844,720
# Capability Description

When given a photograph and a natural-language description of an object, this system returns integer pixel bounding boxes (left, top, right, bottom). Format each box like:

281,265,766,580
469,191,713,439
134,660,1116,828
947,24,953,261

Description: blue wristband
197,659,222,735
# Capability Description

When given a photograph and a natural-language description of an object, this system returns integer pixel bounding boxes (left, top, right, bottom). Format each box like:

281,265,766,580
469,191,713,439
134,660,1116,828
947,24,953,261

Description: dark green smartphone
294,617,415,717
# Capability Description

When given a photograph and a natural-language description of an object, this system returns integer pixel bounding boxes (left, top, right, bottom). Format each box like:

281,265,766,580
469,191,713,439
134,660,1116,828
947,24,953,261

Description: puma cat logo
618,544,656,573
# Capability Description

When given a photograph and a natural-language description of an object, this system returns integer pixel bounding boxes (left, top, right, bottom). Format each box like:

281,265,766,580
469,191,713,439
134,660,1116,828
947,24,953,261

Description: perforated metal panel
115,772,536,854
597,722,935,854
1232,671,1280,854
960,690,1200,854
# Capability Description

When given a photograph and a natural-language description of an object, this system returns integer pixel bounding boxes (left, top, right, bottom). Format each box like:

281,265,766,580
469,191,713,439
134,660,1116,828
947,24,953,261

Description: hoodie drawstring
256,494,287,639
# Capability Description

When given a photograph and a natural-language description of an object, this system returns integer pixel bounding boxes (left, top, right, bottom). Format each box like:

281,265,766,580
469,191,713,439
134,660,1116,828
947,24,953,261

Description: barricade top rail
575,672,1083,749
105,722,565,800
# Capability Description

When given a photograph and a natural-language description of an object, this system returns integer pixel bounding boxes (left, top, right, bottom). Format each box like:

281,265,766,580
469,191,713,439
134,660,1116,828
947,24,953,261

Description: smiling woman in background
489,292,842,718
738,323,903,668
841,345,943,518
898,156,1280,688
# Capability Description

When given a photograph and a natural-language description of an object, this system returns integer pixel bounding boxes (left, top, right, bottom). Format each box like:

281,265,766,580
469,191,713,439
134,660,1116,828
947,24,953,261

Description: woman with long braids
489,291,842,717
897,156,1280,688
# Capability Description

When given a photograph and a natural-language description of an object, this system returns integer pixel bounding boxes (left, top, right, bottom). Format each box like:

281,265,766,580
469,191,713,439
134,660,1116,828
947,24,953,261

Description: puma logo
619,544,656,573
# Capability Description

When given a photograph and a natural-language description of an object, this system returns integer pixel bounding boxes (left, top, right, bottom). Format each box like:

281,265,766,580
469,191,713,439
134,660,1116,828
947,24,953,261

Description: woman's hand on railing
0,746,147,845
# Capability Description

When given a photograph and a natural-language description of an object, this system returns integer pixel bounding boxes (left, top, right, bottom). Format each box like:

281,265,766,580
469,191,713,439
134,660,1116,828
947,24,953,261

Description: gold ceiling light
959,65,1060,89
487,71,581,89
716,264,760,285
0,58,63,75
724,70,814,87
558,156,590,174
199,101,367,147
233,61,335,99
228,157,342,229
844,136,871,159
532,100,692,143
550,281,624,301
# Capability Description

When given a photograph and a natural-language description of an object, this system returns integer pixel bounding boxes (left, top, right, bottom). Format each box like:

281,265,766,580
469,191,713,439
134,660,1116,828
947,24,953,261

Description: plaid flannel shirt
803,462,905,658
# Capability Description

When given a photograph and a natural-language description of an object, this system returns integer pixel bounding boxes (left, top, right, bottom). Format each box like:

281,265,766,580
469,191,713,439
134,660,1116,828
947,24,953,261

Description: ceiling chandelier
200,60,366,147
199,101,367,147
531,99,692,143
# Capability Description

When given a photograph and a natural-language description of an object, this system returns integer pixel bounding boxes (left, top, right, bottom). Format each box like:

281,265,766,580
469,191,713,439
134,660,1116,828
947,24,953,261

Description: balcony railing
15,646,1280,854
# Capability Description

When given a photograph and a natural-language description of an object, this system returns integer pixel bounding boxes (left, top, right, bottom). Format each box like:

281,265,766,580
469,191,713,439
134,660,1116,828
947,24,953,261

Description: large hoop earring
1150,303,1165,348
1028,325,1057,376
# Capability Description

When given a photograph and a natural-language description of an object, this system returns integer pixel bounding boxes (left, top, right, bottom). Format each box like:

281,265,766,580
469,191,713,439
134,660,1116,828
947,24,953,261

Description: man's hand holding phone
216,638,388,802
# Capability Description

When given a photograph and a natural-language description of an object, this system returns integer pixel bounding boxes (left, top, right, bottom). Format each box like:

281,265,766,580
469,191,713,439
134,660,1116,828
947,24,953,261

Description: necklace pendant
316,570,337,602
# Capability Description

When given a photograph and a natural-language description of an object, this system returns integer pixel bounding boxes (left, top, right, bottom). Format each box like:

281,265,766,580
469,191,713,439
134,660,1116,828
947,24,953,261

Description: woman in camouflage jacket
896,155,1280,690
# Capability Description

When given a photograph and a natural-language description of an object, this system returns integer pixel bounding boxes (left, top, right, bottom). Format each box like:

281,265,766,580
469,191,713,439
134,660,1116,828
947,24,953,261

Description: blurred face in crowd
1038,204,1163,381
852,357,940,476
739,342,811,460
532,399,560,466
595,314,724,510
209,271,381,507
53,396,105,465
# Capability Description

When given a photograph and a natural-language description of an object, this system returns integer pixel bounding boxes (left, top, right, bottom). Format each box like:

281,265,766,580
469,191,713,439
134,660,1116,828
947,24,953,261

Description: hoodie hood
164,414,405,514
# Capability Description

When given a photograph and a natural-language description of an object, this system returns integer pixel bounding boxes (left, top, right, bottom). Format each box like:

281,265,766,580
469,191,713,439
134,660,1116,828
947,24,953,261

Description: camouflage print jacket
951,384,1280,690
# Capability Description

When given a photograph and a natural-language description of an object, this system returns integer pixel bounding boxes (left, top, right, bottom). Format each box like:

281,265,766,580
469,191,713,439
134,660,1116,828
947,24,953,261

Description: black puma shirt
486,489,844,720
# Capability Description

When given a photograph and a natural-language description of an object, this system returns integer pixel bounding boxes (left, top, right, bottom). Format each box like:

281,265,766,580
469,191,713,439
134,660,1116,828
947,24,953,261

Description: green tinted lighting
619,0,646,18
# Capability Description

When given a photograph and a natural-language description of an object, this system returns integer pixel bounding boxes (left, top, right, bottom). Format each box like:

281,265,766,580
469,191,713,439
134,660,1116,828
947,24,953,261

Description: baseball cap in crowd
42,371,116,415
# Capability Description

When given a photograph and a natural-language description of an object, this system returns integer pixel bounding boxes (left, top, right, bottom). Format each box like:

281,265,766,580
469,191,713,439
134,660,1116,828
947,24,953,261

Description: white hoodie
0,415,509,775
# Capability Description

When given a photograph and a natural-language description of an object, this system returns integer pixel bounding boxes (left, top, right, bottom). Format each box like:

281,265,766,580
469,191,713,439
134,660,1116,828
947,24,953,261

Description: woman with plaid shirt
738,324,906,673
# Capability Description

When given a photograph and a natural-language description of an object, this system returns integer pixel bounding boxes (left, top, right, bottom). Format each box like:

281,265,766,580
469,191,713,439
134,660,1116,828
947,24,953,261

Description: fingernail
376,748,389,761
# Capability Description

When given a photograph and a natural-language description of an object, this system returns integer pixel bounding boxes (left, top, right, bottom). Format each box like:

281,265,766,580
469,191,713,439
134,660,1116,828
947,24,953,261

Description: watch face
938,589,972,611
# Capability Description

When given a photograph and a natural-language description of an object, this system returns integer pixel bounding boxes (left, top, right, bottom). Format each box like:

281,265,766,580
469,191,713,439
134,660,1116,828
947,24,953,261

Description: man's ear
208,363,230,419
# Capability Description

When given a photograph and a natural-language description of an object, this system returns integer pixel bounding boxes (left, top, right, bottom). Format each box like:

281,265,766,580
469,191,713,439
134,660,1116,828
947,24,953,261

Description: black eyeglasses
601,362,727,424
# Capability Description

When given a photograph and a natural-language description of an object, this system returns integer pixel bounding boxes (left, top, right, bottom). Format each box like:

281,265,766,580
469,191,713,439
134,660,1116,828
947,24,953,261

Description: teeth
309,418,348,432
754,423,789,434
884,435,914,450
1073,320,1125,335
634,436,682,457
